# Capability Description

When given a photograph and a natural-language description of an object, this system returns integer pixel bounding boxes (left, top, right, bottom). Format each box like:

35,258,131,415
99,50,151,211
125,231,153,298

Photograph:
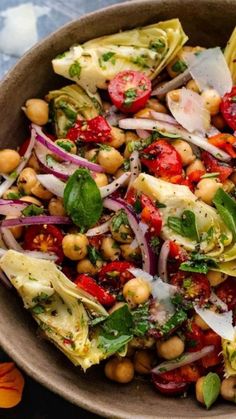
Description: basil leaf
87,245,102,266
203,372,221,409
213,188,236,239
161,309,187,335
22,204,44,217
131,302,150,337
180,253,218,274
98,305,133,355
167,210,199,241
64,168,103,230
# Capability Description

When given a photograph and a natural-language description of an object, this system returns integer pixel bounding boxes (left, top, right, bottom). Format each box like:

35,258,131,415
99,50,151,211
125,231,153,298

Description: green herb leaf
171,60,187,73
69,61,81,78
102,51,116,62
201,172,220,179
180,253,218,274
88,245,102,266
150,236,160,254
131,302,150,337
202,372,221,409
161,309,187,335
22,204,44,217
64,168,103,230
32,305,45,315
124,88,137,106
149,39,165,51
213,188,236,240
167,210,199,241
111,209,129,232
98,305,133,354
7,192,21,200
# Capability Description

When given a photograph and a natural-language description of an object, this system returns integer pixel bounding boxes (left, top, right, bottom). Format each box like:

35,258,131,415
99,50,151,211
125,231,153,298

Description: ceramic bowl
0,1,235,417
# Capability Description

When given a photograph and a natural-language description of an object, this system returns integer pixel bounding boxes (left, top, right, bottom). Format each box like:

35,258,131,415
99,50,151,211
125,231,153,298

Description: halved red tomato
108,70,151,114
215,277,236,311
98,261,134,290
220,86,236,130
23,225,64,263
201,330,222,368
185,321,204,352
152,370,189,395
140,140,183,180
171,272,211,304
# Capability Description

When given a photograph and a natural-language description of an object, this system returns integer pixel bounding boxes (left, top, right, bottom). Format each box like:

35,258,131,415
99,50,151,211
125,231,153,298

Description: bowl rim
0,1,236,417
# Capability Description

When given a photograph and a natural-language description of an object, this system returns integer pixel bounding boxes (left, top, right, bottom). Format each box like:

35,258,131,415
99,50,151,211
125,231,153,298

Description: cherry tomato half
201,330,222,368
23,225,64,263
171,272,211,305
108,70,151,114
220,86,236,130
152,371,189,395
185,321,204,352
98,261,134,290
140,140,183,180
215,277,236,311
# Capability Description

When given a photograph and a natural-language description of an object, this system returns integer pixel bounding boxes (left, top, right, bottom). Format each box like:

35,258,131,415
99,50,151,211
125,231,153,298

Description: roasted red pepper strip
220,86,236,130
185,321,204,352
75,274,115,307
201,330,222,368
208,133,236,158
67,115,112,143
140,194,162,235
98,261,134,289
201,151,233,182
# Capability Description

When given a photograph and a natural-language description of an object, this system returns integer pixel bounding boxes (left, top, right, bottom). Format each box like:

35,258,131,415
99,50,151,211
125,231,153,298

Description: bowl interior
0,1,236,418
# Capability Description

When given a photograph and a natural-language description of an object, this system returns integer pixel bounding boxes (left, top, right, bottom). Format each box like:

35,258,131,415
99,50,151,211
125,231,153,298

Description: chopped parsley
167,210,199,241
123,88,137,106
149,39,165,51
171,60,187,73
101,51,116,64
22,204,44,217
88,245,102,266
69,61,81,78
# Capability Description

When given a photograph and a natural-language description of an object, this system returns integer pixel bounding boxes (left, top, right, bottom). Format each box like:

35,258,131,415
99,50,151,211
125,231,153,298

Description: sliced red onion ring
34,142,75,180
36,174,65,198
150,110,179,126
103,197,156,274
126,151,141,193
2,215,71,228
0,199,28,216
152,345,214,375
33,124,104,173
0,129,35,198
105,106,125,126
1,227,23,252
86,219,111,236
136,129,150,139
100,172,130,198
158,240,170,282
151,68,191,97
119,118,231,162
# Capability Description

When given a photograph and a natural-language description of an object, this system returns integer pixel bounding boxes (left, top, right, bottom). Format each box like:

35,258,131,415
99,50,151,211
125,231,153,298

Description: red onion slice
1,227,23,252
150,110,179,126
126,151,141,193
0,129,35,197
2,215,71,228
36,174,65,198
152,345,214,375
86,219,111,236
151,68,191,97
119,118,231,162
34,143,76,180
136,129,150,139
100,172,130,198
33,124,104,173
0,199,28,216
158,240,170,282
103,197,156,274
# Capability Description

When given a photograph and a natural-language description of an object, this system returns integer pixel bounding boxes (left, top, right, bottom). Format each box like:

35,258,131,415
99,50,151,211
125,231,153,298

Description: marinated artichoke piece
46,84,102,138
224,26,236,84
222,338,236,377
52,19,188,93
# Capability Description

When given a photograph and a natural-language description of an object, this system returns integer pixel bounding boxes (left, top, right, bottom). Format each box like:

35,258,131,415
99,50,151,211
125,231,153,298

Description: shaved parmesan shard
167,87,210,134
0,4,49,57
194,305,235,341
183,47,232,97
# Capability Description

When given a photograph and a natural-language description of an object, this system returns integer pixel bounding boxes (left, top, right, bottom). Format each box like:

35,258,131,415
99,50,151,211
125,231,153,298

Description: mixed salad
0,18,236,408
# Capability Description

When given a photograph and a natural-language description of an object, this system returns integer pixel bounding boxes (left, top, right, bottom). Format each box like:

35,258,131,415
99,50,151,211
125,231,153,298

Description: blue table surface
0,1,126,418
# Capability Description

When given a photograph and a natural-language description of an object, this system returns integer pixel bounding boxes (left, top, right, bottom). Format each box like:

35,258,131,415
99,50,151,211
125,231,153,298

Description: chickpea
62,233,89,261
85,148,99,162
167,89,180,102
146,98,168,114
104,357,134,384
3,186,20,200
134,108,152,118
22,98,49,125
207,270,227,287
120,243,141,262
31,181,53,200
115,168,129,187
110,212,133,244
193,314,209,330
20,196,42,206
55,139,77,154
195,178,222,205
101,236,121,260
97,146,124,175
108,302,126,315
167,57,187,78
106,127,125,149
93,173,108,188
172,140,196,166
134,350,154,375
211,114,225,131
17,167,37,195
27,152,40,172
0,149,20,174
125,131,139,144
123,277,151,307
221,377,236,402
223,179,235,193
186,79,200,93
186,158,205,176
201,89,221,116
156,336,185,360
230,171,236,185
48,197,66,216
195,376,205,405
76,258,98,275
129,336,155,349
